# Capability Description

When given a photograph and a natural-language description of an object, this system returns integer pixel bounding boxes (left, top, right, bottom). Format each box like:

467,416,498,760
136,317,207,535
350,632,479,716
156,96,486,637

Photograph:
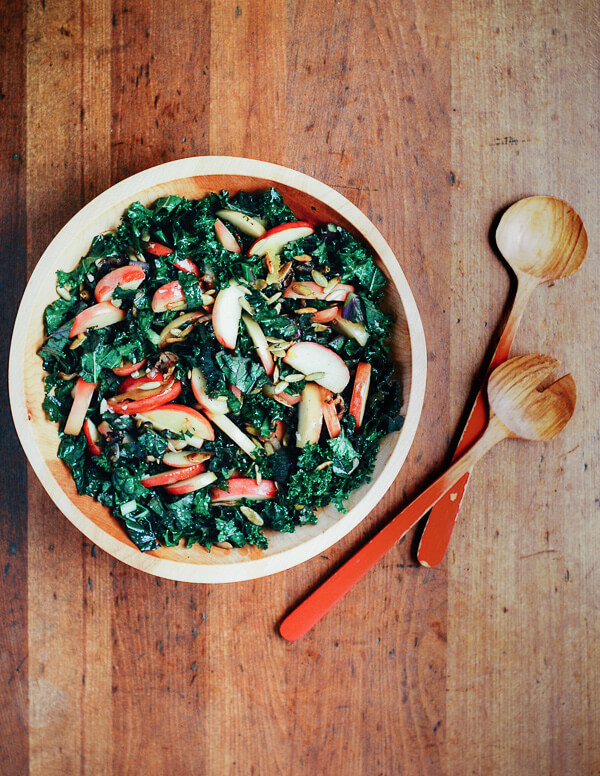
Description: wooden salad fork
279,354,576,641
417,196,587,567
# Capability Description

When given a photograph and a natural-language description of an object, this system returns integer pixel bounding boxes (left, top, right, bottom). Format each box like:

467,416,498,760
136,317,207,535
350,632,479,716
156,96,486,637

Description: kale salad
39,189,403,552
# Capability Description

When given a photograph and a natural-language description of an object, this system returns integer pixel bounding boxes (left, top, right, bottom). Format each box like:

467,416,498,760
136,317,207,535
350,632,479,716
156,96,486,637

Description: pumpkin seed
295,307,318,314
293,254,312,263
240,506,264,526
215,541,233,550
304,371,326,381
316,460,333,471
69,333,86,350
311,269,328,287
323,276,341,296
285,373,305,383
56,286,71,301
291,282,315,297
273,380,289,394
267,291,282,305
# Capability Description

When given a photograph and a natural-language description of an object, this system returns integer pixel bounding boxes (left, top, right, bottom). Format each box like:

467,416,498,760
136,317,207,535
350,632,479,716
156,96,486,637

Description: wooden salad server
279,354,576,641
417,196,587,567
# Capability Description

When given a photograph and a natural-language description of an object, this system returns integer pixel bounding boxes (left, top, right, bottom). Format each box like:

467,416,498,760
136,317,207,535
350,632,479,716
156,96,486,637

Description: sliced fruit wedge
162,450,211,468
141,463,206,488
216,209,266,238
64,378,96,435
151,280,187,313
69,302,125,338
333,316,369,347
173,257,200,276
311,306,340,324
203,410,257,457
296,383,324,447
283,281,354,302
135,404,214,445
283,341,350,394
321,388,342,438
144,241,173,256
242,314,274,376
158,310,208,348
211,281,247,349
119,372,165,393
164,471,217,496
190,368,229,414
262,383,301,406
83,418,102,455
210,478,277,503
112,358,146,377
94,265,146,304
108,378,181,416
214,218,241,253
248,222,314,257
349,362,372,428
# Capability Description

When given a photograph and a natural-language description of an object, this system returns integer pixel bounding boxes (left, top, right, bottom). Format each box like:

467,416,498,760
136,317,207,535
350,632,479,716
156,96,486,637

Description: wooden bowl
9,157,426,582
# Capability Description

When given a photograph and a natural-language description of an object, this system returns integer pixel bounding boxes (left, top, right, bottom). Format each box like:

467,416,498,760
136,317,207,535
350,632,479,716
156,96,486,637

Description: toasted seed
291,282,314,297
293,254,312,263
255,279,268,290
56,286,72,301
269,437,281,451
266,336,285,343
205,288,216,295
269,347,287,358
311,269,328,287
323,276,341,296
294,504,305,510
146,455,157,463
254,465,262,485
278,261,292,283
140,230,151,242
273,380,289,394
275,302,282,314
312,323,329,332
316,460,333,471
273,364,280,383
282,433,291,447
215,541,233,550
304,371,326,381
239,296,254,315
265,254,276,274
267,291,282,305
69,333,86,350
264,441,275,456
244,424,261,437
295,307,318,315
240,506,264,526
285,373,305,383
58,371,77,381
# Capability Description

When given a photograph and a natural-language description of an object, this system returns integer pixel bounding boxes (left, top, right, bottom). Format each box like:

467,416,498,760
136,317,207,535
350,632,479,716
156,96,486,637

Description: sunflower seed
274,380,289,394
316,460,333,471
304,371,326,381
285,373,305,383
240,506,264,526
267,291,282,305
311,269,328,287
56,286,71,301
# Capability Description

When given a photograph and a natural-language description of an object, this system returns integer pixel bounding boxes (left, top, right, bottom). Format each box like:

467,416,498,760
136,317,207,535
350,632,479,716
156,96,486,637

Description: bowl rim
9,156,427,583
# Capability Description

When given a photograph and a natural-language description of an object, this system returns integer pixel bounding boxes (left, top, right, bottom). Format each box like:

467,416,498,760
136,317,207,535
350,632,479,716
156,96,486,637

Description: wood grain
2,0,599,774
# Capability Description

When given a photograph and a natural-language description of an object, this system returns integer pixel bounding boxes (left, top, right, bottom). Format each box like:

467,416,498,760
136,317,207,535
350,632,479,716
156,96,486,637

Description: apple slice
242,314,274,376
164,471,217,496
162,450,211,468
135,404,214,445
158,310,207,348
296,383,324,447
141,463,206,488
262,383,301,406
215,209,266,238
69,302,125,338
214,218,241,253
83,418,102,455
203,410,257,458
190,368,229,414
283,281,355,302
248,222,314,257
283,342,350,394
173,257,200,276
151,280,187,313
349,362,372,428
94,265,146,304
211,282,246,349
64,378,96,435
108,380,182,415
210,478,277,503
144,241,173,256
311,306,340,324
112,358,146,377
333,316,369,347
320,388,341,438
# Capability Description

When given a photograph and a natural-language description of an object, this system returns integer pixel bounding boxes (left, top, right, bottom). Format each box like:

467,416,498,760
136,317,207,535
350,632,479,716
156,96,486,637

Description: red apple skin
119,372,164,393
321,388,342,438
83,418,102,455
108,380,181,415
311,306,340,324
94,265,146,303
162,451,211,468
151,281,187,313
214,218,242,254
248,222,314,257
173,257,200,276
69,302,126,337
141,463,206,488
145,242,173,256
137,404,215,442
64,378,97,436
349,362,372,428
210,478,277,503
283,341,350,394
211,284,244,349
112,358,146,377
163,471,217,495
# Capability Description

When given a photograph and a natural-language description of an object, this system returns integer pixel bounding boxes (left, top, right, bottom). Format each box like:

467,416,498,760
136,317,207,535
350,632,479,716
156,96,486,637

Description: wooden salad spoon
279,354,576,641
417,196,587,567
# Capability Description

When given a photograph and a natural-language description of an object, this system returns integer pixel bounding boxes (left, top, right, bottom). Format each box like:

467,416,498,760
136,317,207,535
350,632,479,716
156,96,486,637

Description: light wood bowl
9,157,426,583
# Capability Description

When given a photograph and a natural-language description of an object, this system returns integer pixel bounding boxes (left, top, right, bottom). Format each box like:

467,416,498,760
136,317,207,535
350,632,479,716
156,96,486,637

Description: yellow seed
69,333,86,350
278,261,292,282
264,441,275,456
273,380,289,394
295,307,318,315
304,372,326,381
312,323,328,332
240,506,264,526
311,270,328,287
293,254,312,263
316,461,333,471
291,283,315,297
215,541,233,550
267,292,282,305
285,373,305,383
323,276,341,296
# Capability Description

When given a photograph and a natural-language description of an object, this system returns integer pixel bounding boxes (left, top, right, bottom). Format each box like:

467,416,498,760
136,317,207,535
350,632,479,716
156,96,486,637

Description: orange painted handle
280,420,506,641
417,275,537,567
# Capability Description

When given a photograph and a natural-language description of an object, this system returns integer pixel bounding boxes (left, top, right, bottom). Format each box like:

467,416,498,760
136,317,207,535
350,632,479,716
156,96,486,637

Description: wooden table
2,1,598,773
